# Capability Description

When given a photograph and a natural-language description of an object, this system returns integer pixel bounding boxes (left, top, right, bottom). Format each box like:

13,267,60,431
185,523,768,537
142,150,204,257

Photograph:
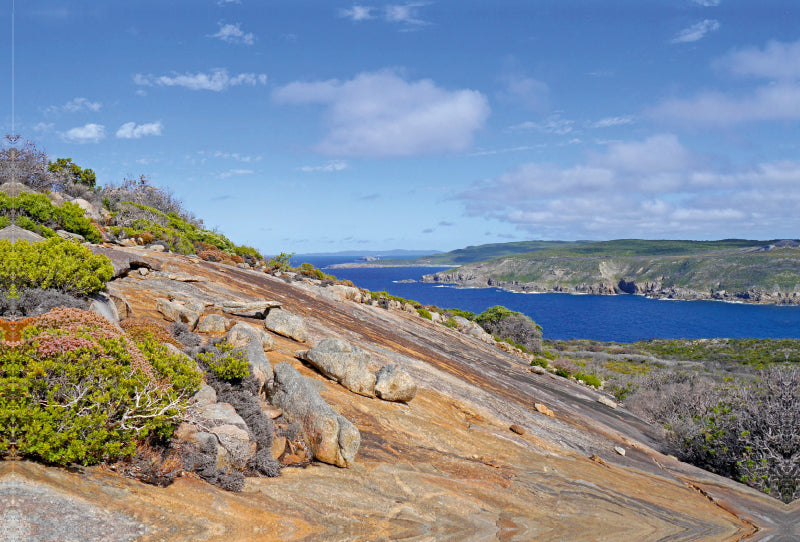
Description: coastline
420,275,800,306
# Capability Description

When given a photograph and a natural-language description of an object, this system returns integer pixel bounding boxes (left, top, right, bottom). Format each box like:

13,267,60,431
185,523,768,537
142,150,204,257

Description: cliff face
3,247,798,540
423,246,800,304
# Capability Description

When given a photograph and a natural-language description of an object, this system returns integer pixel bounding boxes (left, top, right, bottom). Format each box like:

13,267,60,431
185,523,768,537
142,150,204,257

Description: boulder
71,198,102,221
374,363,417,402
244,339,273,394
264,308,308,343
156,298,200,330
88,292,120,324
267,362,360,468
298,338,376,397
196,314,231,333
190,402,256,467
227,322,274,351
90,246,161,278
190,384,217,406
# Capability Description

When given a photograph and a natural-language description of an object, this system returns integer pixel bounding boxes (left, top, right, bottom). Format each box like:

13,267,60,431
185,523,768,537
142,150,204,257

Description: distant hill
332,240,592,267
420,239,800,305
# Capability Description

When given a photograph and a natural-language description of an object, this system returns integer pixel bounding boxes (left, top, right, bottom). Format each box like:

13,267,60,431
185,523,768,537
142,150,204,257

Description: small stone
534,403,554,417
270,436,287,460
509,424,525,435
614,446,626,456
598,396,618,409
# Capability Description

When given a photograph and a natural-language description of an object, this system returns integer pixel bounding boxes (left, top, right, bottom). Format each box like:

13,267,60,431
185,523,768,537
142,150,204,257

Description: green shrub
575,372,602,388
196,341,249,381
3,308,194,466
267,251,294,271
442,308,475,320
0,192,102,243
417,308,432,320
0,237,113,295
476,305,543,354
531,357,549,368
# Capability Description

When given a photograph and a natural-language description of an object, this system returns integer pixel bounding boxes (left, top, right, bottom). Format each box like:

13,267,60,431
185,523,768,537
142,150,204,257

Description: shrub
0,287,89,317
575,372,602,388
0,191,102,243
442,308,475,320
2,308,197,466
417,308,432,320
196,340,249,381
551,358,580,378
476,305,543,354
266,252,294,272
0,237,113,296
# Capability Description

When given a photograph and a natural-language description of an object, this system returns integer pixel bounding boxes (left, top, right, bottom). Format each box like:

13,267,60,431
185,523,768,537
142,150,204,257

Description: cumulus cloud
691,0,720,6
652,39,800,125
651,83,800,125
299,160,348,172
116,121,163,139
63,123,105,143
273,69,489,157
715,39,800,80
217,0,240,5
134,69,267,91
671,19,719,44
210,22,255,45
454,134,800,239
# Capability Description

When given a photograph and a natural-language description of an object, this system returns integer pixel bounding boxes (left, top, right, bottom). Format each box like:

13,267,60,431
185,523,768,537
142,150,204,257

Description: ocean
293,256,800,343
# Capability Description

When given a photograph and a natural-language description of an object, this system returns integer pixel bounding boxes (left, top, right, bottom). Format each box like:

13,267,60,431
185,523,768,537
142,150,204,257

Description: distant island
412,239,800,305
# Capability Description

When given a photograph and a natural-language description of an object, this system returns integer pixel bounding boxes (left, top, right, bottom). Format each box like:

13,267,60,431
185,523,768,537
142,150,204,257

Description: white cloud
212,151,261,162
457,134,800,239
116,121,163,139
497,73,549,111
340,5,374,21
651,83,800,125
299,160,349,172
134,69,267,91
217,0,240,5
340,3,429,29
671,19,720,44
385,3,428,27
219,168,254,178
210,22,255,45
456,134,800,238
45,97,102,115
509,114,574,135
63,123,105,143
33,122,54,133
651,39,800,125
590,115,635,129
690,0,720,6
715,39,800,80
273,69,489,157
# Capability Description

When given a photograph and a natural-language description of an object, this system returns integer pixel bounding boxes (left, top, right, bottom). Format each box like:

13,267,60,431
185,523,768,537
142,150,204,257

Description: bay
294,256,800,343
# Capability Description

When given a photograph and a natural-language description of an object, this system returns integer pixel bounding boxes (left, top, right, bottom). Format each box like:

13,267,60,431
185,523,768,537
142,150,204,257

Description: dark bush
169,322,202,348
476,305,543,353
0,287,89,317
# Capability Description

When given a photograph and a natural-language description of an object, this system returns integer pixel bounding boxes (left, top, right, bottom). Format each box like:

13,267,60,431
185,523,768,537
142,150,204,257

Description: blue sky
2,0,800,255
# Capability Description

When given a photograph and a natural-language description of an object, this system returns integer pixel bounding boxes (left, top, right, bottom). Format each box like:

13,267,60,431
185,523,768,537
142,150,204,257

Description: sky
1,0,799,255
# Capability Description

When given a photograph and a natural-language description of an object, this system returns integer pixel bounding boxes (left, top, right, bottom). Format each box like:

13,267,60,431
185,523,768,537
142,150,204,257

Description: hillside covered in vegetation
422,238,800,304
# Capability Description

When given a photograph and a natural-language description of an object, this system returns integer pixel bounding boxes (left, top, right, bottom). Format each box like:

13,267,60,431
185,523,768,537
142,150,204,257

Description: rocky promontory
422,242,800,305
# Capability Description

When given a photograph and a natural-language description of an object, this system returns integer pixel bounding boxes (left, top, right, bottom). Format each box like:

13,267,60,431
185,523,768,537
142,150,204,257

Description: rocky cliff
4,245,799,541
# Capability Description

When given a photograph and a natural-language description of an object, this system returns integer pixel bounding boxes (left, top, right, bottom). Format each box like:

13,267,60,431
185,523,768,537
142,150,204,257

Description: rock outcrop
267,362,360,468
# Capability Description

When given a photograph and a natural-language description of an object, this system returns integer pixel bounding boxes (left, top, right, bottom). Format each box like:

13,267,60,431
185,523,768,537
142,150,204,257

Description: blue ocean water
293,256,800,342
